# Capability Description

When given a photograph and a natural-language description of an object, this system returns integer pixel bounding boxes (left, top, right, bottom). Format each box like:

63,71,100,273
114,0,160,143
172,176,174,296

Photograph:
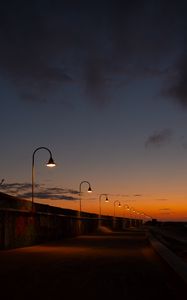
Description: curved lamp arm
79,180,92,216
79,181,92,194
32,147,56,211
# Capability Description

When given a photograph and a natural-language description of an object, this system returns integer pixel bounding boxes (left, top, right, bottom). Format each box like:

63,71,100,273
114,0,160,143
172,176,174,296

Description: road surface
0,229,186,299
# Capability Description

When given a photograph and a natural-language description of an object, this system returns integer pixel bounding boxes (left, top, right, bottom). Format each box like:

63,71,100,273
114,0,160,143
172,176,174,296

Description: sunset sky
1,0,187,221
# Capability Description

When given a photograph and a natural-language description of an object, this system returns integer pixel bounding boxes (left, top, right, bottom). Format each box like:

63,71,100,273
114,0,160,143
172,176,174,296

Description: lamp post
78,181,92,234
123,204,130,229
129,207,135,227
140,212,146,225
136,210,140,227
32,147,56,212
123,204,130,217
79,181,92,217
113,200,121,217
130,207,136,227
98,194,109,227
113,200,121,229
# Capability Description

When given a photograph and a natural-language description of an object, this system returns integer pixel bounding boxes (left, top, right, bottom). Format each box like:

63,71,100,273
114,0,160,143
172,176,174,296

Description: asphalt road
0,229,186,300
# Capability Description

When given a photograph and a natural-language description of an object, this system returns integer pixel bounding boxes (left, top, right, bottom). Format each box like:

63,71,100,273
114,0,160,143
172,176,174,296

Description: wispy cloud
109,194,129,198
159,208,172,215
163,53,187,109
0,182,79,201
145,128,173,148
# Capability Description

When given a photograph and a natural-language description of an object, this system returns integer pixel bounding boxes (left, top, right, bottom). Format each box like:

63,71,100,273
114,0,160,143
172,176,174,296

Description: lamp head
87,186,92,193
46,157,56,167
118,202,121,207
105,196,109,202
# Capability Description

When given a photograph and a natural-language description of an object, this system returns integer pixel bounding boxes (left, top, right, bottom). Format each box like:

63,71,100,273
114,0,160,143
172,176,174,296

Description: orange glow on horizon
32,190,187,222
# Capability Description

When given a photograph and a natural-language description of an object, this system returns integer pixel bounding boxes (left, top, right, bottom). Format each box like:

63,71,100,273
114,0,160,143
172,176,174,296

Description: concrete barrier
0,192,141,249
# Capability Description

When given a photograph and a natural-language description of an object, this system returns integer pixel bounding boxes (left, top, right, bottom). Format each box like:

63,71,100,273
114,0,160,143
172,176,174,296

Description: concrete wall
0,209,99,249
0,209,142,249
0,192,142,249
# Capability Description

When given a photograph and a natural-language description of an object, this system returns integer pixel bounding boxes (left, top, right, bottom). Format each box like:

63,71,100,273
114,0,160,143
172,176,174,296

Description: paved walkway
0,229,186,299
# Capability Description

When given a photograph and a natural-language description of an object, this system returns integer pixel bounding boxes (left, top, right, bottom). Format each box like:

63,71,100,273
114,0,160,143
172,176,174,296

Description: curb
148,233,187,284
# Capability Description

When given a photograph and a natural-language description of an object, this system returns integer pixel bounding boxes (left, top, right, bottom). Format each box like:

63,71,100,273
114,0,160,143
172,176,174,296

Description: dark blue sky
1,0,187,221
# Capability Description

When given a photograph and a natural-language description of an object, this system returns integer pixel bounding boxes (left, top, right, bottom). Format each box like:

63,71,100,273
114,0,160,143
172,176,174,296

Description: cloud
1,182,34,192
0,182,79,201
162,53,187,109
109,194,129,197
20,192,76,201
159,208,172,215
145,128,173,148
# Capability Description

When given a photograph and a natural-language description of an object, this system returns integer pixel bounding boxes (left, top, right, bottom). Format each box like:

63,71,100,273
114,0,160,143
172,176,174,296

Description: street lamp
135,210,141,227
98,194,109,227
32,147,56,211
129,206,135,227
79,181,92,217
123,204,130,229
113,200,121,229
140,212,146,224
123,204,130,216
113,200,121,217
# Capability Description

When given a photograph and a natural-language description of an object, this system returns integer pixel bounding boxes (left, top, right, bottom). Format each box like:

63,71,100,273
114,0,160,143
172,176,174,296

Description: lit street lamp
32,147,56,211
140,212,146,224
98,194,109,227
129,207,136,227
113,200,121,217
79,181,92,217
123,204,130,216
123,204,130,229
113,200,121,229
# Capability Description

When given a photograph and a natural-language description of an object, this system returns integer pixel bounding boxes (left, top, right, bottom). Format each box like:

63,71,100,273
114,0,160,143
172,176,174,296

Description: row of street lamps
31,146,151,223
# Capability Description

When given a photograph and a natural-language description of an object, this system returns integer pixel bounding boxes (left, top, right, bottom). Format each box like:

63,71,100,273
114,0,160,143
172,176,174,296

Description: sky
1,0,187,221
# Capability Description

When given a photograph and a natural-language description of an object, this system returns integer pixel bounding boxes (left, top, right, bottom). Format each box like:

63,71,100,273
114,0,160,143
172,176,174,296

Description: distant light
46,157,56,167
105,197,109,202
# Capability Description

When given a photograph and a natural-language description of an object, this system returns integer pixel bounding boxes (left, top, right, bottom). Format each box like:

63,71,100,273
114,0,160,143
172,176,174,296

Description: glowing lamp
46,157,56,167
87,186,92,193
